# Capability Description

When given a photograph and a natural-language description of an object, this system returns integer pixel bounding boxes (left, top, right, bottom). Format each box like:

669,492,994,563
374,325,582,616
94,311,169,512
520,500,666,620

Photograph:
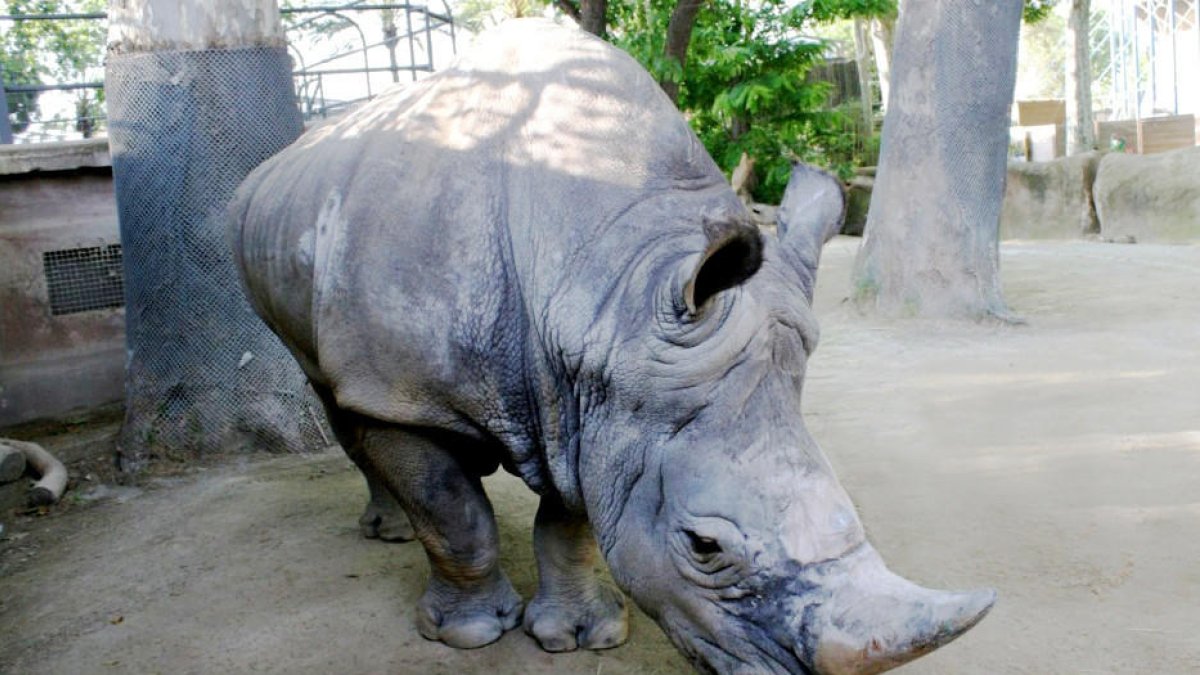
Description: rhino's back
231,19,727,435
231,76,479,425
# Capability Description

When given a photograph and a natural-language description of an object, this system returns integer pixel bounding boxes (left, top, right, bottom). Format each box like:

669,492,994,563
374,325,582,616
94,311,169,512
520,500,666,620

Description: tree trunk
660,0,705,104
382,8,400,83
1065,0,1094,154
107,0,327,469
852,18,873,133
554,0,582,25
580,0,608,37
870,13,895,113
852,0,1023,320
555,0,606,36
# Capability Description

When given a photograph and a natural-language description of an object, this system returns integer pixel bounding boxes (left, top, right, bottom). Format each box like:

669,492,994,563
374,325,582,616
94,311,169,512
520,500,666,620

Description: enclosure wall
0,142,123,426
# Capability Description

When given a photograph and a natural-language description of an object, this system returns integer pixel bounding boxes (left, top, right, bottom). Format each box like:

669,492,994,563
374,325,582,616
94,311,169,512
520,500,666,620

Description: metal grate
42,244,125,315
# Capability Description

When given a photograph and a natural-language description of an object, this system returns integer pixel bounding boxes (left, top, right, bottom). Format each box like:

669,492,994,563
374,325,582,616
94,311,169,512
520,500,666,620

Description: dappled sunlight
291,20,706,189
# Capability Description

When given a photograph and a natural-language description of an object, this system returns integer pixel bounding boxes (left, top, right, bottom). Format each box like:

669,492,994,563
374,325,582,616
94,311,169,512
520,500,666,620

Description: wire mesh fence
106,45,327,464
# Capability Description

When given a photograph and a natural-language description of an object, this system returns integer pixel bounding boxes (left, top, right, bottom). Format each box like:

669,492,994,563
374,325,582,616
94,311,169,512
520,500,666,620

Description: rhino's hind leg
524,495,629,652
312,384,416,542
362,425,523,649
357,470,415,542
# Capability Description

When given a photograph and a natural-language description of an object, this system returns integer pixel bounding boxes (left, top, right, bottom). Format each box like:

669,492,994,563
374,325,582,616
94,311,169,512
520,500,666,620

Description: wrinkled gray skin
230,20,994,675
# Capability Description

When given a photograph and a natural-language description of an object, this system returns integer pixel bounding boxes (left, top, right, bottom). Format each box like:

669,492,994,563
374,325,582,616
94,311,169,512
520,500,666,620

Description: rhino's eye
684,530,723,557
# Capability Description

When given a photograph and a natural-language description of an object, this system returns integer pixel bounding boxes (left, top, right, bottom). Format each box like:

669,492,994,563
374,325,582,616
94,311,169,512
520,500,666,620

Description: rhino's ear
776,162,845,302
683,217,764,315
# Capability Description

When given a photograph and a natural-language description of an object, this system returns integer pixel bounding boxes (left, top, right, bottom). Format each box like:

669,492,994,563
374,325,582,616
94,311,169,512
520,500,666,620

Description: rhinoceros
230,18,994,674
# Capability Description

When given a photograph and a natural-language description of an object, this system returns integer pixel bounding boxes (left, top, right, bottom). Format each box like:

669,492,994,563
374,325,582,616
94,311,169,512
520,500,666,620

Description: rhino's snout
800,543,996,675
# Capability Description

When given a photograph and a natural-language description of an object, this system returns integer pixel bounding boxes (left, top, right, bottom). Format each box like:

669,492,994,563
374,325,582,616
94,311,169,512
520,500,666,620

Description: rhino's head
573,164,994,674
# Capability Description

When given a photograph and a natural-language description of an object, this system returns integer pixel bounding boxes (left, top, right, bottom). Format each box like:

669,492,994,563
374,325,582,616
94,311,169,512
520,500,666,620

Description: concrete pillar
106,0,324,468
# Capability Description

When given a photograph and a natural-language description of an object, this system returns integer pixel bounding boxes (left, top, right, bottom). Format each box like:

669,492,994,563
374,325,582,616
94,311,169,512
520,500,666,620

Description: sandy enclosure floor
2,237,1198,674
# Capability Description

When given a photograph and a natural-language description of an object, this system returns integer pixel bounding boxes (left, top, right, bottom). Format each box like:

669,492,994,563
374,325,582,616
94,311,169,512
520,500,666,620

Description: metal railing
285,1,457,120
0,1,456,144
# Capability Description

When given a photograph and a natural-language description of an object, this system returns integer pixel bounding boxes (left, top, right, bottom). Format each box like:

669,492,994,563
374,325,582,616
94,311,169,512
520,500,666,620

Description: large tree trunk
107,0,327,469
852,0,1023,319
1065,0,1094,154
660,0,705,104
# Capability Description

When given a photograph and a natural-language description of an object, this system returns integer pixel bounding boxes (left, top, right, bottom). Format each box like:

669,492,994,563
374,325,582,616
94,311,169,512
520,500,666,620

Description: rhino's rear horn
684,219,763,314
776,162,845,303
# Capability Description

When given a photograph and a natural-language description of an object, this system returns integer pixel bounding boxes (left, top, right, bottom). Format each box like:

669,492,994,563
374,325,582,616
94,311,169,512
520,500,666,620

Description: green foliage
1,0,106,136
1022,0,1058,24
609,0,891,203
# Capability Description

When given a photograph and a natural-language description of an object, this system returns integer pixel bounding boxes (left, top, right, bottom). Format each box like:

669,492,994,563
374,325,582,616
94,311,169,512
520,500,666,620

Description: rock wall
1093,146,1200,243
1001,152,1101,239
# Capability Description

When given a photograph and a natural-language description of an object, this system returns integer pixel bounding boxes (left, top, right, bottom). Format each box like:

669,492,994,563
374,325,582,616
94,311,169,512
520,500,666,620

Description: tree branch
554,0,582,23
661,0,706,104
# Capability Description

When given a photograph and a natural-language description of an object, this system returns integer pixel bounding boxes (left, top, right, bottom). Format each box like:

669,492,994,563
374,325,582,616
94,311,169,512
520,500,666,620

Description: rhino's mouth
663,604,814,675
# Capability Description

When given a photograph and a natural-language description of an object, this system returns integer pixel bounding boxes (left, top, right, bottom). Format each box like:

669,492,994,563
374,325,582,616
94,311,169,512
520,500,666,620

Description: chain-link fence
107,46,327,466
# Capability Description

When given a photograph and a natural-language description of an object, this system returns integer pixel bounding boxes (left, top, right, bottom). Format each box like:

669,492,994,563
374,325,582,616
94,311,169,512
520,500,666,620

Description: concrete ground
2,237,1198,674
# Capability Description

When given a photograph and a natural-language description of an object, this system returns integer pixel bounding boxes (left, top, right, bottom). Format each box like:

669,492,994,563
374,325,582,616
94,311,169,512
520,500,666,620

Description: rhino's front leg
523,495,629,652
362,426,523,649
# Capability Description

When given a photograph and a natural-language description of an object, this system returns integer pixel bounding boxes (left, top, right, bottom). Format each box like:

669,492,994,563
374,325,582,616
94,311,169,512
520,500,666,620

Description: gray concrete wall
0,139,124,427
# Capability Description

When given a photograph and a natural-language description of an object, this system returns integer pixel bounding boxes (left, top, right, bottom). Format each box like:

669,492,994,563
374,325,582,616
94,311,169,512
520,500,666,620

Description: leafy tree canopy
1023,0,1058,23
608,0,893,202
2,0,105,136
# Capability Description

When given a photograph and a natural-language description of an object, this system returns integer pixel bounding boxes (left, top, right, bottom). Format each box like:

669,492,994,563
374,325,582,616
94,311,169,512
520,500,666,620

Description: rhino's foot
524,582,629,652
358,501,415,542
416,574,524,649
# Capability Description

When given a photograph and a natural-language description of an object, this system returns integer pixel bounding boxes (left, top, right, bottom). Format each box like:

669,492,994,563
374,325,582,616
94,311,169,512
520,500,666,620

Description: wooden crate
1137,114,1196,154
1015,99,1066,126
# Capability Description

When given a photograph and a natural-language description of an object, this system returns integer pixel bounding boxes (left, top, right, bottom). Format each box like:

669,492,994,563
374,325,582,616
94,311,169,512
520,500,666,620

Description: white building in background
1095,0,1199,119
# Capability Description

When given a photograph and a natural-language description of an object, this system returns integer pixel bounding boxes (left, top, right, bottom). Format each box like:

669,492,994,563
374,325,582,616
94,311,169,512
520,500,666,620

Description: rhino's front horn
806,544,996,675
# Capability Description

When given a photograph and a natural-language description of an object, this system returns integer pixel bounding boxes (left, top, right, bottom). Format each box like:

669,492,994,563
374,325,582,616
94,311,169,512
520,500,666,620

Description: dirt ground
2,237,1198,674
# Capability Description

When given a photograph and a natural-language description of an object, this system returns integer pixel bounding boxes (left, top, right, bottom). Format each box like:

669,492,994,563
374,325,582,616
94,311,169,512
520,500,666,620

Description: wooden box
1137,114,1196,154
1015,99,1066,127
